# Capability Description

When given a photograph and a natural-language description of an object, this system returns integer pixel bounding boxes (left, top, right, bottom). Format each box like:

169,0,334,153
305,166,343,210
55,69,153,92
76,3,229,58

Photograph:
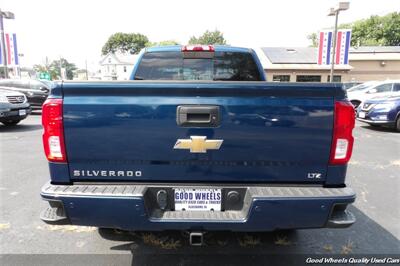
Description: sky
1,0,399,70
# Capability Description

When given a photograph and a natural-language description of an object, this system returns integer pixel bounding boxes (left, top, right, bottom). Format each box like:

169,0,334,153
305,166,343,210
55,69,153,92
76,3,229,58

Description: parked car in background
342,82,361,91
347,80,400,109
0,89,31,126
357,95,400,132
0,79,53,109
346,81,378,92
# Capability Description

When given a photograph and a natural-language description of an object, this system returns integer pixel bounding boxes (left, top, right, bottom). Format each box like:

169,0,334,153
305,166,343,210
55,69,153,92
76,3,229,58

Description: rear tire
396,116,400,132
1,120,21,126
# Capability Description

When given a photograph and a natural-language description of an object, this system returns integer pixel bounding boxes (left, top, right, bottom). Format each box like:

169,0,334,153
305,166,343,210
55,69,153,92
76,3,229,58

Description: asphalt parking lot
0,114,399,265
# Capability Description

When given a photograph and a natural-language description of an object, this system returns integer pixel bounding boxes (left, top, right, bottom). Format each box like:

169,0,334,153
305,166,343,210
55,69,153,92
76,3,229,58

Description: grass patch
274,235,292,246
341,240,354,254
141,233,181,250
237,234,261,247
323,244,333,252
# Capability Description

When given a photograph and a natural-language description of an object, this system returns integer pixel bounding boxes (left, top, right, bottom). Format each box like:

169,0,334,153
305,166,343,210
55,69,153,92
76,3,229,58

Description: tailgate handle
177,105,220,127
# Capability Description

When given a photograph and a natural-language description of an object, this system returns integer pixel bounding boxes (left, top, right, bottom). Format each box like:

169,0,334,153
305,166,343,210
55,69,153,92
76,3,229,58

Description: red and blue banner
0,33,19,66
335,30,352,65
318,31,333,65
317,29,351,65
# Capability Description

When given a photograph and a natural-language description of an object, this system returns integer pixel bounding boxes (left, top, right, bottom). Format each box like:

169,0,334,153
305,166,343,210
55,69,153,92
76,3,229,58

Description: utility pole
85,59,88,80
59,56,63,79
329,11,339,82
328,2,350,82
45,56,49,71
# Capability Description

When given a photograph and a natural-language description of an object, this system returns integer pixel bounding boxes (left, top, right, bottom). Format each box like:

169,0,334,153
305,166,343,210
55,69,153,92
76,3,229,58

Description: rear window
134,51,262,81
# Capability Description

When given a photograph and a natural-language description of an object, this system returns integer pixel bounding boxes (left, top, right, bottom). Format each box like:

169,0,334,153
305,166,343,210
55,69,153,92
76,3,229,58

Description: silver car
0,89,32,126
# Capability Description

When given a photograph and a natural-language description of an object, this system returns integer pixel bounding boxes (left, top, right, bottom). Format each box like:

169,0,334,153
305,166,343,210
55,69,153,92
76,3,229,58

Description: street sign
39,72,51,80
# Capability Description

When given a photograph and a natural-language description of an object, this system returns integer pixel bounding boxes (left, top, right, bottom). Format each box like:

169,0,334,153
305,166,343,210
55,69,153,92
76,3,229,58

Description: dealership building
256,46,400,83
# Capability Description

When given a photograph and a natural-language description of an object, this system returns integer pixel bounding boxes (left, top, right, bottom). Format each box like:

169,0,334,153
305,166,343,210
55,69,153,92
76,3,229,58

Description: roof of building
258,46,400,68
350,46,400,53
260,47,317,64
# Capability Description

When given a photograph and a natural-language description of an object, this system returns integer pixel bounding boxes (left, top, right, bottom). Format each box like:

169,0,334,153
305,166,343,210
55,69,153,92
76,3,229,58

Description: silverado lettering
73,170,142,177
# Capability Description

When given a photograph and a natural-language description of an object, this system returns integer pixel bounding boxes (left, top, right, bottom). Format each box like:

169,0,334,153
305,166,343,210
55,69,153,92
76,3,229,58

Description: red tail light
181,45,214,52
329,101,355,165
42,98,67,163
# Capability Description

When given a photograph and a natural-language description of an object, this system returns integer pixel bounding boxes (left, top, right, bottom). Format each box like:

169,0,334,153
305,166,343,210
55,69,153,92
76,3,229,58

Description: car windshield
347,82,377,92
30,80,53,90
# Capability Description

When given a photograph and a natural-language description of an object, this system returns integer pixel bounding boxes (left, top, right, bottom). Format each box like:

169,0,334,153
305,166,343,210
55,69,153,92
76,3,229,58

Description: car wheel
396,116,400,132
2,120,21,126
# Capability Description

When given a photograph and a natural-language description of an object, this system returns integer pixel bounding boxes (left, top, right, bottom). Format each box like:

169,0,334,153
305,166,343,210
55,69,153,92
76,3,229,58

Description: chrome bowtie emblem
173,136,223,153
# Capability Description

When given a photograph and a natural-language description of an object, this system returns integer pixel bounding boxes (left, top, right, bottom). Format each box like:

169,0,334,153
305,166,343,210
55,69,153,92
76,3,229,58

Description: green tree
33,64,47,73
308,12,400,47
188,30,227,45
102,33,149,55
307,33,318,47
147,40,180,47
34,63,56,79
35,58,76,80
33,57,50,73
50,58,77,80
348,12,400,46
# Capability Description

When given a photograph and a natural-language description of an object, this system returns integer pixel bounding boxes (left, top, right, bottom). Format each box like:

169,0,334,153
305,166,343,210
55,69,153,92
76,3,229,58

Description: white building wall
100,53,137,81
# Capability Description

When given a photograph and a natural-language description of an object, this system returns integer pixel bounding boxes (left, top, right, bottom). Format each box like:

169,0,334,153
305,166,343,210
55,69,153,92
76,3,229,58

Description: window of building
272,75,290,82
124,66,127,72
327,75,342,82
108,58,112,63
296,75,321,82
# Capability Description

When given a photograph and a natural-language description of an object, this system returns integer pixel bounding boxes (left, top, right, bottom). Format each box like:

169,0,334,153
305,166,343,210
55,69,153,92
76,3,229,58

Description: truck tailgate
62,81,341,183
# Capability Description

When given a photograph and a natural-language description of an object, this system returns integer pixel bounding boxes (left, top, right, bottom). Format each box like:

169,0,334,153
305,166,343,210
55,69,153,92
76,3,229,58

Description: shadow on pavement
0,123,42,132
30,110,42,115
359,124,398,133
98,205,400,266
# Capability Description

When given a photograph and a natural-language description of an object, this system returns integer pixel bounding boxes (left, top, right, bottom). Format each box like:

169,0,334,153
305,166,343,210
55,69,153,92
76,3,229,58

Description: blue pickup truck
40,45,356,245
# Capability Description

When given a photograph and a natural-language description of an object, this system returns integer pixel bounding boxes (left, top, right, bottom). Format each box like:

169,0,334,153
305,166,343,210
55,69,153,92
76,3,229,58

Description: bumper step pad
40,206,69,225
327,209,356,228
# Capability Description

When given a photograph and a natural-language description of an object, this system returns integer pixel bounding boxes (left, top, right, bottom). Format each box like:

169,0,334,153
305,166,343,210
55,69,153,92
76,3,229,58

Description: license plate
19,109,26,116
358,111,366,118
174,188,221,211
